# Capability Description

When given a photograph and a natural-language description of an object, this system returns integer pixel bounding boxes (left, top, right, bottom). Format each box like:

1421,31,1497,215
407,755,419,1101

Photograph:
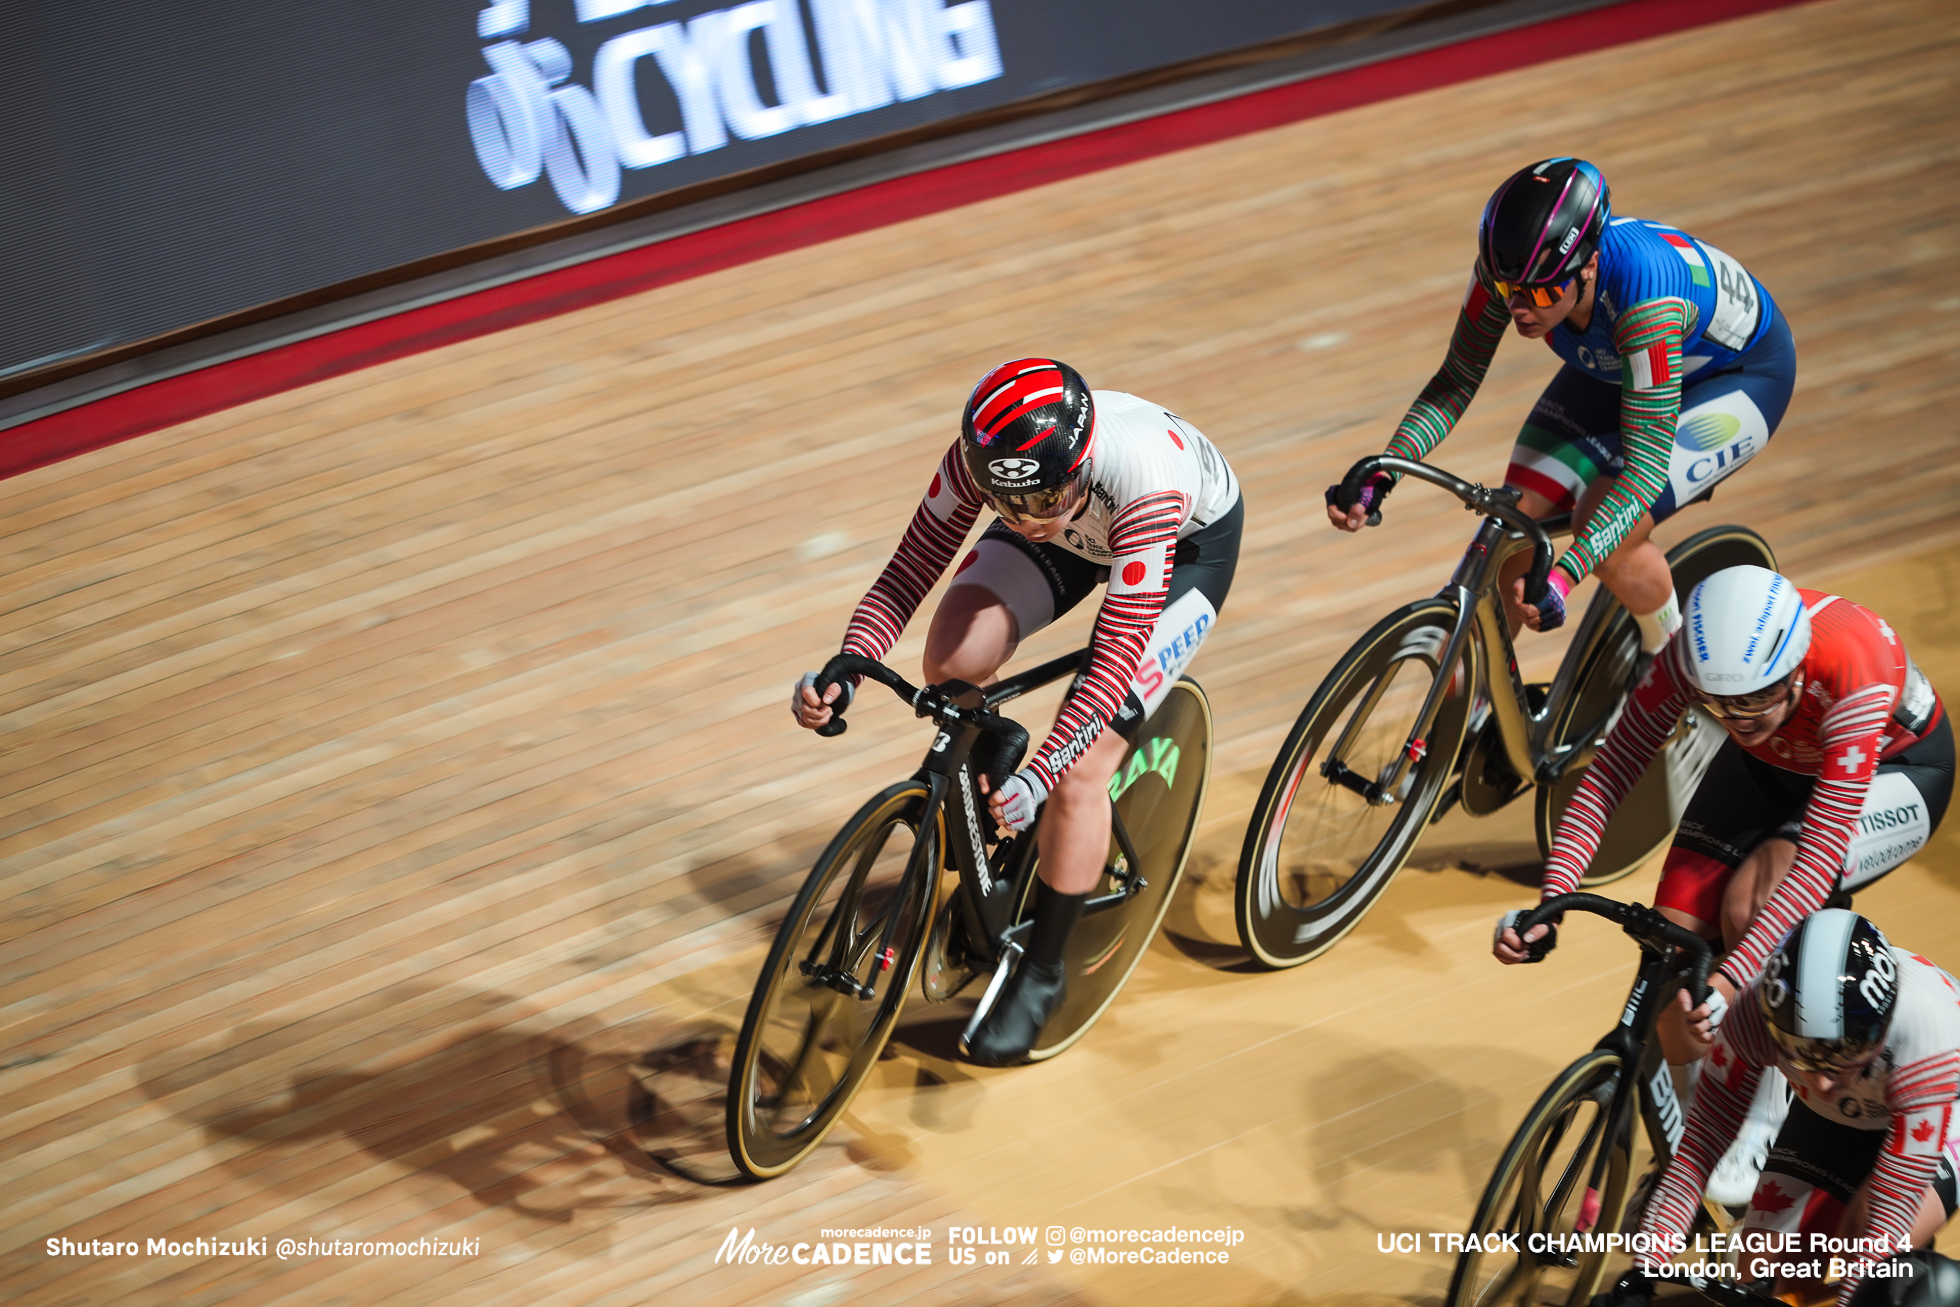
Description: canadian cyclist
1598,911,1960,1307
791,358,1242,1066
1498,565,1952,1200
1329,157,1795,644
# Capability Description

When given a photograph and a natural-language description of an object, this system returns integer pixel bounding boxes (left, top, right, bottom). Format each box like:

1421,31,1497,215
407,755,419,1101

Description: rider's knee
924,646,996,686
1049,764,1112,813
924,592,1015,685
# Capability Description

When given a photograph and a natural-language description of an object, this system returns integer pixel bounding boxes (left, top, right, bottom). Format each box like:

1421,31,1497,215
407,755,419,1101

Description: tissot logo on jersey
1859,802,1924,835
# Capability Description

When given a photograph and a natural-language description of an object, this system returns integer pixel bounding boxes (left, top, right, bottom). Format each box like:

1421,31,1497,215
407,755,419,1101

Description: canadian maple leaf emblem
1912,1117,1937,1143
1751,1181,1795,1214
1710,1045,1728,1068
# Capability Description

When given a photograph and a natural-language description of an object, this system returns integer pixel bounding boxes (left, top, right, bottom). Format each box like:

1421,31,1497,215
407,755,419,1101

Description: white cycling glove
1697,985,1728,1032
992,770,1049,833
790,670,852,725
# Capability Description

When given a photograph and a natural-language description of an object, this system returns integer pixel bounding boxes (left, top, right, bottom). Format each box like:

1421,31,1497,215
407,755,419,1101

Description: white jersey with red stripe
839,392,1239,788
1041,391,1240,563
1640,951,1960,1303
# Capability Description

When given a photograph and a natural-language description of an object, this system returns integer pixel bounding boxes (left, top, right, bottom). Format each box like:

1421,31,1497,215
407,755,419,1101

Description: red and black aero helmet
1478,158,1612,290
960,358,1095,520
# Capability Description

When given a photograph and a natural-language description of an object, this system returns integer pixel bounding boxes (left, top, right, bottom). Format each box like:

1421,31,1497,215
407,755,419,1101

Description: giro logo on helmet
989,458,1042,481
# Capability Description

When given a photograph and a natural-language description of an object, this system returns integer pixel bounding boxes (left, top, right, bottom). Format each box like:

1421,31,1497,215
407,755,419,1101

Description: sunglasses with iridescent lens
1493,276,1576,309
990,468,1087,525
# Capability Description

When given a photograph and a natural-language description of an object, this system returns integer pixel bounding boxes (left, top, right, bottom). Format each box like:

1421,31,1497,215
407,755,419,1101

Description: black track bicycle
1234,455,1775,968
727,649,1212,1180
1447,892,1723,1307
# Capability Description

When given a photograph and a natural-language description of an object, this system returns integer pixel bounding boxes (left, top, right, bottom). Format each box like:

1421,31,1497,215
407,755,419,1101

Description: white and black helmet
1758,909,1899,1072
1682,565,1812,699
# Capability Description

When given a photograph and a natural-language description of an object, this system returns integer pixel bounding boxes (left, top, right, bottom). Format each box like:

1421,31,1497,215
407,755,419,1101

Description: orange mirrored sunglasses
1494,277,1575,309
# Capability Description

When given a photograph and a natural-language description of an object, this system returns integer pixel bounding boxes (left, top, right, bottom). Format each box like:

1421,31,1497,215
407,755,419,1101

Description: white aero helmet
1682,565,1812,698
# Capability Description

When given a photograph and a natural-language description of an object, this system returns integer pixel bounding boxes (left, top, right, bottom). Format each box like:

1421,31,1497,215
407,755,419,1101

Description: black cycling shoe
964,959,1066,1067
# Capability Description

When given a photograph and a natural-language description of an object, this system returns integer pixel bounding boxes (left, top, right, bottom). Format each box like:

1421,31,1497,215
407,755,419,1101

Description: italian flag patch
1661,233,1712,287
1627,343,1673,392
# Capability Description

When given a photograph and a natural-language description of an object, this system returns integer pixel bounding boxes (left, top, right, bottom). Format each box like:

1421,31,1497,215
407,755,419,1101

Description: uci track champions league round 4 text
467,0,1004,214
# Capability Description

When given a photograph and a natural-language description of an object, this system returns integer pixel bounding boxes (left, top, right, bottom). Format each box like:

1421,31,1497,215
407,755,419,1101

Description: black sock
1025,878,1088,973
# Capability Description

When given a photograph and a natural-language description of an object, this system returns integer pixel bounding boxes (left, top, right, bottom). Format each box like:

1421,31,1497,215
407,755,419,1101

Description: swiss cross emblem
1838,746,1868,774
1879,620,1896,643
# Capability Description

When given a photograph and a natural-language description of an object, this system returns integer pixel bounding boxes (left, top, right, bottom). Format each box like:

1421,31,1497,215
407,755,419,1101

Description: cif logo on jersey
989,458,1041,483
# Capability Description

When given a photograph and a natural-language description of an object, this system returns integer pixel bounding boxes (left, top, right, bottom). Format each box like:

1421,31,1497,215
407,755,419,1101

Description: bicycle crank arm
1082,880,1148,916
959,936,1025,1052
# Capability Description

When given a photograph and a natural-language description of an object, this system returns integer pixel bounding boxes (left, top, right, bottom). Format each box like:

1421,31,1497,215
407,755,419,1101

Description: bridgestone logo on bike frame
958,769,992,895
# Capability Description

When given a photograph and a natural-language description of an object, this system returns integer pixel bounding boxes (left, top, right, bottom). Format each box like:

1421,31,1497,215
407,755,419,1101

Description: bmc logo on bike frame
468,0,1004,215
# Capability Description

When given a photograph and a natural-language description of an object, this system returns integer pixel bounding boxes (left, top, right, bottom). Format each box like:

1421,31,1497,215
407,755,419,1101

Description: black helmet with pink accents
1478,158,1612,293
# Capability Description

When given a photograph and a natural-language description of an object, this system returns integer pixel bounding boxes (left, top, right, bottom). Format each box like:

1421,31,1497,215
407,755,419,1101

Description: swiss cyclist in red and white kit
1599,911,1960,1307
1498,566,1953,1201
792,358,1242,1065
1329,157,1795,649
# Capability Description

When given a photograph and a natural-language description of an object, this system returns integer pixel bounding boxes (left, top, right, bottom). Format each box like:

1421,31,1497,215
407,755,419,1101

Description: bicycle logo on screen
466,0,1005,215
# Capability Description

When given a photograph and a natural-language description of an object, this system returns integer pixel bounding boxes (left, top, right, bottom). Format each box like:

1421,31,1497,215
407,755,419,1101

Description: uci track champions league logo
467,0,1004,214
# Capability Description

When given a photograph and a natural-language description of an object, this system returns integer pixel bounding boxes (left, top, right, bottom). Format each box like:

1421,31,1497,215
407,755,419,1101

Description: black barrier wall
2,0,1422,383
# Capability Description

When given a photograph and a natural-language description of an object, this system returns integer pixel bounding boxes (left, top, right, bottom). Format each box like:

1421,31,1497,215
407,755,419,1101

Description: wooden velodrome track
6,1,1959,1303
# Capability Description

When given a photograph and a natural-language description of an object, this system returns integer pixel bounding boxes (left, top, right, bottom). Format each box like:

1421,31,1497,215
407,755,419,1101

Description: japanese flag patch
924,462,962,522
1108,545,1168,596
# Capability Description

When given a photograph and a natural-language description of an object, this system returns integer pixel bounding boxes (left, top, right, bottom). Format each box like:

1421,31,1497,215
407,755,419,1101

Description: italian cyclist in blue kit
1327,157,1797,650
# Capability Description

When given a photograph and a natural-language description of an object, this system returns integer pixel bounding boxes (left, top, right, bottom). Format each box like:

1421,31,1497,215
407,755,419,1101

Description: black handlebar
812,654,901,737
1337,455,1556,606
812,653,1031,769
1523,892,1714,1009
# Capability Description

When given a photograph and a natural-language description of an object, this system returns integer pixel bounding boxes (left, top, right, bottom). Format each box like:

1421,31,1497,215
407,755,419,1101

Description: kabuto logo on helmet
990,458,1042,481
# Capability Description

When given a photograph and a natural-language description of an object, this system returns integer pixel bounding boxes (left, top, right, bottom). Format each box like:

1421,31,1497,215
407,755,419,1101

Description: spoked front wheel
1447,1049,1633,1307
726,780,939,1180
1027,677,1213,1060
1235,597,1475,968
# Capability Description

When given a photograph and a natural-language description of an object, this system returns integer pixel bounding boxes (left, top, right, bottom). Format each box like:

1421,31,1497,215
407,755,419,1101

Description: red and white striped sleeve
1024,490,1186,790
1720,684,1895,985
1540,644,1693,900
839,441,984,666
1639,1002,1779,1255
1837,1051,1959,1303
